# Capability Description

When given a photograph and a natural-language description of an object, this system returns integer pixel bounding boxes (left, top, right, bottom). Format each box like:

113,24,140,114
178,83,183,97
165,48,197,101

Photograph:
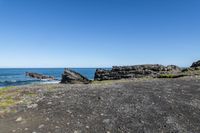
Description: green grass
0,98,16,109
0,86,14,91
158,74,185,78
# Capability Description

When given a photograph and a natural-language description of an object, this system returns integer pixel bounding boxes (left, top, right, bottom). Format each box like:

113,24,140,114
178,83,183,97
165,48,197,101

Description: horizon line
0,65,189,69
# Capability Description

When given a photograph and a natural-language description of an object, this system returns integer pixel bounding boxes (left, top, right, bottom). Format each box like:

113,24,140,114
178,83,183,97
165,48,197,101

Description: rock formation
61,68,90,84
26,72,55,80
94,64,182,81
191,60,200,68
182,60,200,72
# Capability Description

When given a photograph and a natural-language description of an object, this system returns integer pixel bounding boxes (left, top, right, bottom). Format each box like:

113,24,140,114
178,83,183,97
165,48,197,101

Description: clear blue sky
0,0,200,68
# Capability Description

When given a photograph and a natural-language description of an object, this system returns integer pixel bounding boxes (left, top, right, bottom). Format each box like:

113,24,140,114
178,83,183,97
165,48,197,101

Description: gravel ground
0,77,200,133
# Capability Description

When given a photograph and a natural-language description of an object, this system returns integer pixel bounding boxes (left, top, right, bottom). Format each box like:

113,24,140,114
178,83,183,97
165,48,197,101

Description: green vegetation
91,79,130,84
0,98,16,109
0,86,20,116
0,86,14,91
158,74,185,78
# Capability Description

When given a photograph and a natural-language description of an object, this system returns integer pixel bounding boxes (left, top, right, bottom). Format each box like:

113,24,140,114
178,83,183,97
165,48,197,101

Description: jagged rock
191,60,200,68
26,72,55,80
94,64,182,81
182,60,200,72
61,68,90,84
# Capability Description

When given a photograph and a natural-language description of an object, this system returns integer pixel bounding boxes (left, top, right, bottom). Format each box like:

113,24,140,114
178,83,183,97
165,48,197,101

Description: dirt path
1,78,200,133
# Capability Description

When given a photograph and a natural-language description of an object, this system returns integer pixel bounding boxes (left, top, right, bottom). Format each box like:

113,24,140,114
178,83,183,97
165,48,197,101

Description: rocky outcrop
61,68,90,84
182,60,200,72
26,72,55,80
191,60,200,68
94,64,182,81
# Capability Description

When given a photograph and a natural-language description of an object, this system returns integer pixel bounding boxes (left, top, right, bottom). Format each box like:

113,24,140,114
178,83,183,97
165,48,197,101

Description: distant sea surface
0,68,98,87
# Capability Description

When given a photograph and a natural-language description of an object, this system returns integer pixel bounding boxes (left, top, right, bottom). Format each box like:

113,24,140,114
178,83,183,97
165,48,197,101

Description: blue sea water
0,68,97,87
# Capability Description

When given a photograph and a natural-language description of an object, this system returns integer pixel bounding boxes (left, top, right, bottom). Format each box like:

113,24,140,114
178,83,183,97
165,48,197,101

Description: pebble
47,102,52,105
67,110,72,114
27,104,38,109
103,119,110,124
24,128,29,131
16,117,22,122
38,124,44,129
55,126,60,129
86,126,89,129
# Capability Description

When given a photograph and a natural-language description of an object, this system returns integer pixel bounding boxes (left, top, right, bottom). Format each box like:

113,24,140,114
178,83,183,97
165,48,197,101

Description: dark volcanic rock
26,72,55,80
95,64,181,81
182,60,200,72
191,60,200,68
61,68,90,84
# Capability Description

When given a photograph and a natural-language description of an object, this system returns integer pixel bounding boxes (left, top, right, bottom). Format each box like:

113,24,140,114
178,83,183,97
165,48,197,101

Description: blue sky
0,0,200,68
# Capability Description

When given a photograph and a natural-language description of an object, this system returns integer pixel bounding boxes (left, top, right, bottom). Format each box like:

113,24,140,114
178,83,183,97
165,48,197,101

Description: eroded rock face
191,60,200,68
26,72,55,80
61,68,90,84
94,64,181,81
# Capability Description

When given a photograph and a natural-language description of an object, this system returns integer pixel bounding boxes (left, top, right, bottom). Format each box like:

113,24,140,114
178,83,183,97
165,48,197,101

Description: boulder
61,68,90,84
26,72,55,80
94,64,182,81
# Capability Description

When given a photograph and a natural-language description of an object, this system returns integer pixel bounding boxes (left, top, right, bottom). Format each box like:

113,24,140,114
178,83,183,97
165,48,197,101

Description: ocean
0,68,98,87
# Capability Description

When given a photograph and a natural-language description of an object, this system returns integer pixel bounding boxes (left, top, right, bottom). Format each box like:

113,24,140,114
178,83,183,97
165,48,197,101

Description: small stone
24,128,28,131
16,117,22,122
12,130,16,132
38,124,44,129
27,104,38,109
47,102,52,105
55,126,60,129
67,110,72,114
103,119,110,124
86,126,89,129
